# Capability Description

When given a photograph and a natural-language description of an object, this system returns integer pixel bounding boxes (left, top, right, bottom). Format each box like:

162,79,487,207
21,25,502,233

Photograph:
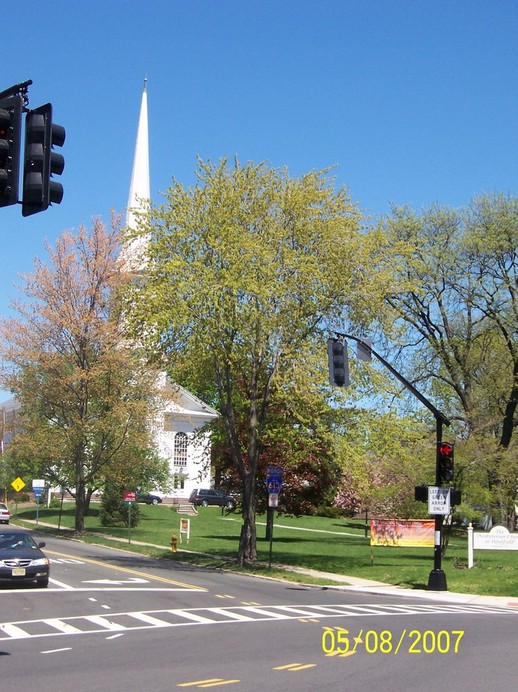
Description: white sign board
32,479,45,489
428,487,451,515
473,525,518,551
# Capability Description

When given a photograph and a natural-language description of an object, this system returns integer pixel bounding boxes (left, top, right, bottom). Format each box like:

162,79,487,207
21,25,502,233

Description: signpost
266,466,283,567
179,517,190,543
10,477,26,518
123,491,137,544
32,479,46,525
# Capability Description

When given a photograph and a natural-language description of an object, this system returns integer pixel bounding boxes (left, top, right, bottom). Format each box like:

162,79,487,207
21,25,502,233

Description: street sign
33,487,45,501
11,477,26,492
266,478,282,494
123,490,136,505
266,465,283,493
428,486,451,515
32,479,45,488
268,492,279,508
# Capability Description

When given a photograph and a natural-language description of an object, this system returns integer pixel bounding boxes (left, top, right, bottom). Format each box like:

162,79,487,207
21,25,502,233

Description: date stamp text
322,627,464,656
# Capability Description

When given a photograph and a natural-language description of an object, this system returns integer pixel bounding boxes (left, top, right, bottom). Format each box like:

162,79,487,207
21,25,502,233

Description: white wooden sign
468,524,518,568
473,525,518,550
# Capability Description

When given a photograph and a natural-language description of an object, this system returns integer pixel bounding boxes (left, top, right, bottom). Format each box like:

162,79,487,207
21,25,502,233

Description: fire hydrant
170,533,178,552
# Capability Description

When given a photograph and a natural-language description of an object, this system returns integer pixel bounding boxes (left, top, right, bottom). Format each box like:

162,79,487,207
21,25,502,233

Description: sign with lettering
123,491,136,505
428,486,451,515
473,525,518,551
266,465,283,494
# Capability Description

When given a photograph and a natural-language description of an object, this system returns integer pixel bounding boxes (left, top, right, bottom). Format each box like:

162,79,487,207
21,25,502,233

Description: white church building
0,81,218,502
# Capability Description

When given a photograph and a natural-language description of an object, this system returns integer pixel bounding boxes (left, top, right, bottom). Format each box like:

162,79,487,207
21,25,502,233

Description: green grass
9,502,518,598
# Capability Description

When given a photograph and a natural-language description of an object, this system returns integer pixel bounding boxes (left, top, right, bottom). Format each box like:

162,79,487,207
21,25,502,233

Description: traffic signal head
22,103,65,216
0,94,23,208
327,337,349,387
437,441,454,483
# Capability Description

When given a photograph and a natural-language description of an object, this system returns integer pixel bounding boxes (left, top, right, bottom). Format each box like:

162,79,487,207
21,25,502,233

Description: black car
189,488,237,510
0,527,50,588
136,492,162,505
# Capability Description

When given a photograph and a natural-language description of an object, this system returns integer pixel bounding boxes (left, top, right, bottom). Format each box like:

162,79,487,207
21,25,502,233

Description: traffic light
0,94,23,208
437,441,454,484
327,337,349,387
22,103,65,216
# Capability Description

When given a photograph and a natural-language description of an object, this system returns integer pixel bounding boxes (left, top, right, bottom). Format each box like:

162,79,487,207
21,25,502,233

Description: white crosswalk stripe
0,602,516,641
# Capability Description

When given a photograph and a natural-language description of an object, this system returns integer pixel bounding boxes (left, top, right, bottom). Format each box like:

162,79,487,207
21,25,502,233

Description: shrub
100,482,140,527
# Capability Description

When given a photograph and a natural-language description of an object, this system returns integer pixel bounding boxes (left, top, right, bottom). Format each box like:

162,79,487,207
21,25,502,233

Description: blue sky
1,0,517,397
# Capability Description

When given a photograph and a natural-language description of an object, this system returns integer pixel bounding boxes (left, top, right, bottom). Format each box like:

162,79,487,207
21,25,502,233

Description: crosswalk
1,601,516,641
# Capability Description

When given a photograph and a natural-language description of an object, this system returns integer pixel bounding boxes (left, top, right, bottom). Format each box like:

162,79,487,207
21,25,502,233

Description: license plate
11,568,26,576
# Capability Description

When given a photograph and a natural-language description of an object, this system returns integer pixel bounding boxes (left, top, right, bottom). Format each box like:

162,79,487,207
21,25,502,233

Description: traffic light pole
428,417,448,590
338,333,451,591
0,80,33,103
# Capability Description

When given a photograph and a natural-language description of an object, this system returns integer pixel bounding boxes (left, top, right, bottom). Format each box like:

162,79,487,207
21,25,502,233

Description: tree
334,411,432,518
0,215,161,533
382,193,518,527
125,158,397,564
212,360,343,516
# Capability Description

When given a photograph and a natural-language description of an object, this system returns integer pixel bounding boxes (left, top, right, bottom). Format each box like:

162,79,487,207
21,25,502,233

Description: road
0,531,517,691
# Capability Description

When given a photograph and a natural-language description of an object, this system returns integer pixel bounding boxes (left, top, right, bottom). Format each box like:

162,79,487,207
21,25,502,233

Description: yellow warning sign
11,477,26,493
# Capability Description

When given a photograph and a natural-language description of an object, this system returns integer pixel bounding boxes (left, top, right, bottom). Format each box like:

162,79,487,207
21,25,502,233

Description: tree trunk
237,470,257,565
74,446,87,533
74,481,87,533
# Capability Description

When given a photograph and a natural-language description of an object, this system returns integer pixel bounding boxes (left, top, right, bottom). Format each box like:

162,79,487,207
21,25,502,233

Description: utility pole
331,333,451,591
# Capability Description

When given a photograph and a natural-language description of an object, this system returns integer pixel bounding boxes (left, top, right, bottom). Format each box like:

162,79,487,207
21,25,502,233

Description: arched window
174,432,188,467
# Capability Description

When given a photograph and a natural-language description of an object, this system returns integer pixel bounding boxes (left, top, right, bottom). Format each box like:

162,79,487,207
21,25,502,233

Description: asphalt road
0,531,517,691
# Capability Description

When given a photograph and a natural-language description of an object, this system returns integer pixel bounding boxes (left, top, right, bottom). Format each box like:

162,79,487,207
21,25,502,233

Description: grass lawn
10,501,518,598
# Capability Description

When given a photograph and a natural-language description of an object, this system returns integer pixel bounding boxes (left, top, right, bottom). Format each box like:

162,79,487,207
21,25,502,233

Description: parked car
136,492,162,505
0,502,10,524
0,527,50,588
189,488,237,510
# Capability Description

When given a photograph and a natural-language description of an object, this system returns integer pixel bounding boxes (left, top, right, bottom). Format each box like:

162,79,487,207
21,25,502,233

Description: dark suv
189,489,236,510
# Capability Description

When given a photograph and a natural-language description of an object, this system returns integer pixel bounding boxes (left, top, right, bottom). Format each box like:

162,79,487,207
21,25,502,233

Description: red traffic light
438,442,453,457
437,441,454,483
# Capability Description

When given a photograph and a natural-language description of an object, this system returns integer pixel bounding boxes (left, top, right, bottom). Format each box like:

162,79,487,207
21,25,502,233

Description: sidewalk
21,519,518,609
282,566,518,608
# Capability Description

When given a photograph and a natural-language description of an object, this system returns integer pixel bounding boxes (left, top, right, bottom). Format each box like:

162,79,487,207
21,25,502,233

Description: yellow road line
46,549,205,590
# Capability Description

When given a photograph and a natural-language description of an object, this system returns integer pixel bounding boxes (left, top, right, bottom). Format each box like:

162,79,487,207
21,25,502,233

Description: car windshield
0,533,37,550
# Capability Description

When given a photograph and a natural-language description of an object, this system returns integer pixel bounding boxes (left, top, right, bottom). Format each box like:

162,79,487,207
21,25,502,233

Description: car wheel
152,498,159,505
37,578,49,588
225,501,235,510
201,500,208,507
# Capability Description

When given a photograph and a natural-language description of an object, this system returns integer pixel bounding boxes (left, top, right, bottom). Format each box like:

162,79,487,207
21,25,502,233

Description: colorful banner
370,519,434,547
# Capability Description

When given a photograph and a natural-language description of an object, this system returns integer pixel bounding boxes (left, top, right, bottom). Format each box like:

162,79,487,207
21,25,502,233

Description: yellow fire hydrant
170,533,178,552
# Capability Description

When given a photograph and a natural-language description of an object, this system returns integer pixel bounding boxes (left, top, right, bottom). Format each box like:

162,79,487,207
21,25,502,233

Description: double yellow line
47,549,205,590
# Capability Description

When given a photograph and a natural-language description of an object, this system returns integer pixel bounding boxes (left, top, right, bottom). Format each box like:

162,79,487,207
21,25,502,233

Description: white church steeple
126,78,150,229
123,80,150,268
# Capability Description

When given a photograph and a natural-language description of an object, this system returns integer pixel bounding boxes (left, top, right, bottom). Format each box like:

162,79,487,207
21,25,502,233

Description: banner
370,519,434,547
